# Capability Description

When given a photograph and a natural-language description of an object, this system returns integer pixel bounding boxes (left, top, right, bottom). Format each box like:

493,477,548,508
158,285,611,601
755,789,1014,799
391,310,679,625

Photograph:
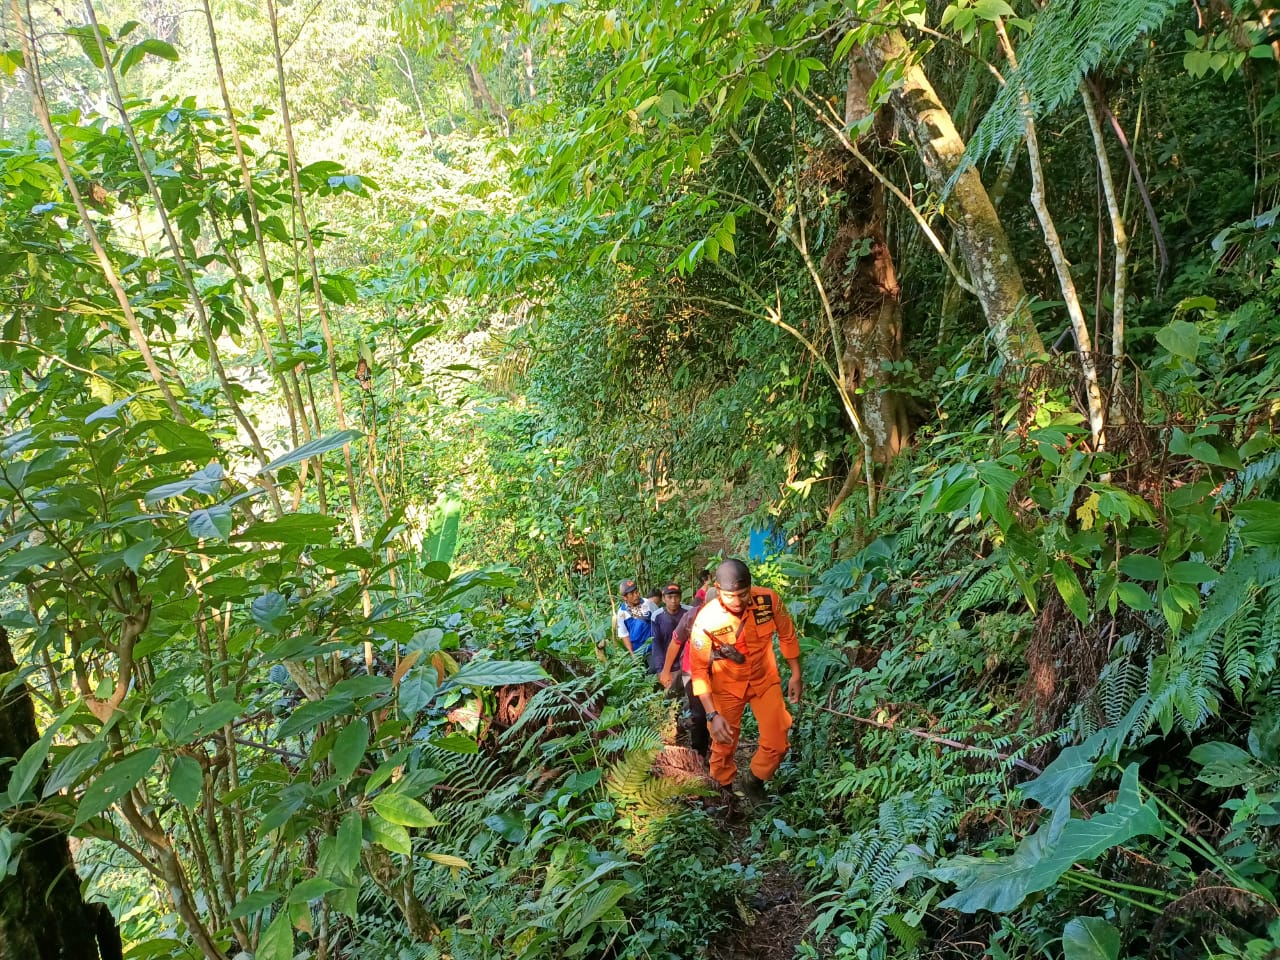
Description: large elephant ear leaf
933,764,1163,913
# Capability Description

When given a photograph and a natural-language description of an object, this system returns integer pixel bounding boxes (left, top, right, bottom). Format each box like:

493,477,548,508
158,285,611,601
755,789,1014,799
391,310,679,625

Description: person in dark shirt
649,582,687,675
658,586,713,761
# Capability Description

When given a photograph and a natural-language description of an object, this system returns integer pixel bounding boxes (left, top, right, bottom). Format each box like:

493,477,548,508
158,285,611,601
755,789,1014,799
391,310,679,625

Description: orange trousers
710,680,793,786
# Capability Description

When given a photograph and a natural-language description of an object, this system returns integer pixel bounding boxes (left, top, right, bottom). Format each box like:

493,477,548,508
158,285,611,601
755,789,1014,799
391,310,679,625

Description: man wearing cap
649,583,688,676
687,558,801,804
615,579,660,657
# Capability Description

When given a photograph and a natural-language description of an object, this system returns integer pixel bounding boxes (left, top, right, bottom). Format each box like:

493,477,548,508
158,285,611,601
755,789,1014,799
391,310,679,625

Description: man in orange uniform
688,558,802,803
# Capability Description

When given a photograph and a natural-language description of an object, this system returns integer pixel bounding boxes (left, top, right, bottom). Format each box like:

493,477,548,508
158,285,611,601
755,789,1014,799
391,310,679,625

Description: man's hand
658,669,672,689
709,714,733,744
787,673,803,704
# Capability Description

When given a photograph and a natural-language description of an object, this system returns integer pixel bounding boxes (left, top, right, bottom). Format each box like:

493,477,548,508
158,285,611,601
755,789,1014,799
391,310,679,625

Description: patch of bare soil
707,861,815,960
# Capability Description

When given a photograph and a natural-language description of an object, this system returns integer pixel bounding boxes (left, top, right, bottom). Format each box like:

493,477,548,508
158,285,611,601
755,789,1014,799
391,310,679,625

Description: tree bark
827,55,910,464
0,628,120,960
865,29,1046,361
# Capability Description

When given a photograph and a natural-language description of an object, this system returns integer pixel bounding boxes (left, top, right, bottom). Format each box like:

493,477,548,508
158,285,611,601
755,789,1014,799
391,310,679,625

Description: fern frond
959,0,1178,168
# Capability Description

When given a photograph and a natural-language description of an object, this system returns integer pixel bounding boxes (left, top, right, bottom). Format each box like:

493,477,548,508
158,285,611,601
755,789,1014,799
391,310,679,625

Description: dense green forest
1,0,1279,957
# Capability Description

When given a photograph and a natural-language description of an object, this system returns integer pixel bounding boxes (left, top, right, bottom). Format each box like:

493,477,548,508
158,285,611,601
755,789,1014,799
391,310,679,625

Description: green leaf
1155,319,1200,361
135,419,217,459
934,765,1163,913
74,748,160,828
439,659,548,692
67,25,107,68
274,695,355,741
251,593,290,633
258,430,362,474
430,732,479,754
1118,554,1164,581
330,720,368,781
228,889,280,921
169,755,203,809
1167,561,1217,584
1116,582,1153,612
1052,560,1089,623
317,810,363,882
233,513,340,545
1062,917,1120,960
1236,501,1280,546
372,792,440,828
256,910,293,960
368,812,412,855
0,47,25,76
288,877,339,903
188,504,233,541
145,463,224,505
972,0,1016,20
8,703,76,804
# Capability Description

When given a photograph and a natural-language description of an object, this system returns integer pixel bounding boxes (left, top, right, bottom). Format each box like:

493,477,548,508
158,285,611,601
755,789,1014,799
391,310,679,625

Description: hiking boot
735,771,768,806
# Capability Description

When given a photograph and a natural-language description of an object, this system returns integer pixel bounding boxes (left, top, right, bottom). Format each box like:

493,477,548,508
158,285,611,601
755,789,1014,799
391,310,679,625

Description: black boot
736,770,767,806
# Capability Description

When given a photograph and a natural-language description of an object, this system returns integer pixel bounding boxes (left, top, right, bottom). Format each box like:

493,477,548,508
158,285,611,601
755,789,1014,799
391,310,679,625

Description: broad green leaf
1167,561,1217,584
228,889,280,921
288,877,340,903
972,0,1016,20
439,659,548,691
234,513,340,545
1118,554,1164,581
258,430,362,474
188,504,233,541
372,792,440,828
168,755,203,809
252,593,290,633
1062,917,1120,960
274,695,355,741
145,464,224,505
330,720,368,781
1021,745,1104,817
1155,319,1199,361
256,910,293,960
368,812,412,855
1236,501,1280,546
934,765,1163,913
133,420,217,459
1052,560,1089,623
1116,582,1153,612
336,810,363,870
44,741,106,797
8,702,77,804
74,748,161,828
430,732,479,754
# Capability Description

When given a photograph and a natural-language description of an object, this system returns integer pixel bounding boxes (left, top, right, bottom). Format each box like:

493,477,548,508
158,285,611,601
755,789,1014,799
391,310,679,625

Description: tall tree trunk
828,56,909,464
865,30,1046,361
0,629,121,960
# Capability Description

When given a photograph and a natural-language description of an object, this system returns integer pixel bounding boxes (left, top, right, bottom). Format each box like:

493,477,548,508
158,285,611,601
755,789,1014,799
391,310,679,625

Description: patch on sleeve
693,634,709,651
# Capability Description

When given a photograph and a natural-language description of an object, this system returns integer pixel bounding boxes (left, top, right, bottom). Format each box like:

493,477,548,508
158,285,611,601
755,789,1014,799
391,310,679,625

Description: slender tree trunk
865,29,1045,360
13,0,186,422
82,0,285,514
994,19,1106,450
0,628,121,960
1081,82,1128,370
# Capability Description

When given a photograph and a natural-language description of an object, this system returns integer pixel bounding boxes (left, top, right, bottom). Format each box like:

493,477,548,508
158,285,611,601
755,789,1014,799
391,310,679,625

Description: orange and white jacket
688,586,799,699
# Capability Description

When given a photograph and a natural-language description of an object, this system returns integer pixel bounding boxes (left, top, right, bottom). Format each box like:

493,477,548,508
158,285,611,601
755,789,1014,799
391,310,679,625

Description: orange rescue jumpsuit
687,586,799,787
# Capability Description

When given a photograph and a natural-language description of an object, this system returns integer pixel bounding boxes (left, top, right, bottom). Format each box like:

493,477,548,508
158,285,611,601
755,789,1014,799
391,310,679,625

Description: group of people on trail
613,560,802,805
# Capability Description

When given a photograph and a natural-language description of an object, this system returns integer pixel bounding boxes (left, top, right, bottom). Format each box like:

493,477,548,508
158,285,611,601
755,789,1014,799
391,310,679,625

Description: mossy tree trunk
867,29,1046,361
0,628,120,960
830,55,910,465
